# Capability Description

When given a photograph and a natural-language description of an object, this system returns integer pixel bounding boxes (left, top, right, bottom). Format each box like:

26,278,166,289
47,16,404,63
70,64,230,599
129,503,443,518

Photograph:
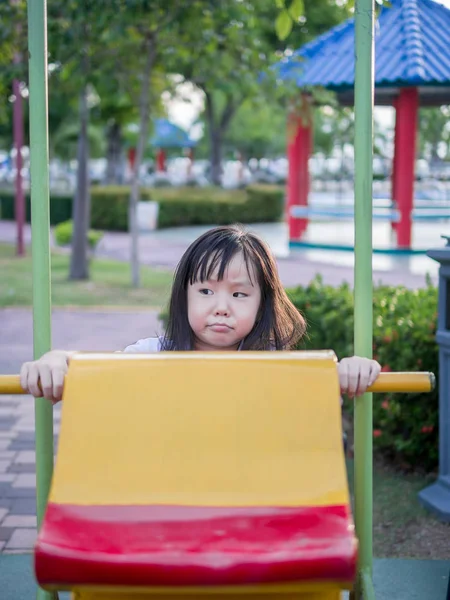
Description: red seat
35,502,357,588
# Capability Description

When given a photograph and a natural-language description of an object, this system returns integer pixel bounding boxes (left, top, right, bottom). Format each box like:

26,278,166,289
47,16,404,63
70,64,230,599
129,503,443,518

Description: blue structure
277,0,450,106
277,0,450,250
150,118,196,149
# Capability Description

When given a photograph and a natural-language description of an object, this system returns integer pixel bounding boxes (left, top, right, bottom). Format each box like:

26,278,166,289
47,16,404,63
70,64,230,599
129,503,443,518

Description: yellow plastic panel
72,584,343,600
51,351,348,508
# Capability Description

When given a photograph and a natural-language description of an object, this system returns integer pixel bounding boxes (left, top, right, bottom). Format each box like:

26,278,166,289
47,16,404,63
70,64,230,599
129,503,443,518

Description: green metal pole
353,0,375,598
26,2,55,599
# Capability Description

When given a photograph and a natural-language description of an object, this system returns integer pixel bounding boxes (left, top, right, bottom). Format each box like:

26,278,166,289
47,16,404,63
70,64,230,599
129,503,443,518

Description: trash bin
137,201,159,232
418,235,450,521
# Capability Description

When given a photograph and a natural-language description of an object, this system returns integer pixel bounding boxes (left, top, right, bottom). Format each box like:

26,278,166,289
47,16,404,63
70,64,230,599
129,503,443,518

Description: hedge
0,184,284,231
288,276,438,472
0,189,73,225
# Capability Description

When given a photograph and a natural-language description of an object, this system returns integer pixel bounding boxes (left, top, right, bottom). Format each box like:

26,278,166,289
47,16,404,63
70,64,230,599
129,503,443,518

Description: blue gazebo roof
150,119,196,149
277,0,450,106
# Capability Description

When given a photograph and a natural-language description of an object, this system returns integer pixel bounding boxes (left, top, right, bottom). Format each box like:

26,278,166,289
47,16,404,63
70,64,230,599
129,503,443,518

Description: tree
173,1,278,185
418,107,450,163
174,0,351,185
223,98,287,159
47,0,130,280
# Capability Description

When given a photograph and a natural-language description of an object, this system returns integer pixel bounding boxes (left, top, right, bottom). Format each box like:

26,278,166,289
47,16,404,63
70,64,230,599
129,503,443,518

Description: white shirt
123,337,246,352
123,337,163,353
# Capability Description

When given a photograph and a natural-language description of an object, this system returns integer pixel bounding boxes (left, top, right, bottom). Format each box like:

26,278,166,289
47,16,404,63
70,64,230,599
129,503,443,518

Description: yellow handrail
0,371,435,396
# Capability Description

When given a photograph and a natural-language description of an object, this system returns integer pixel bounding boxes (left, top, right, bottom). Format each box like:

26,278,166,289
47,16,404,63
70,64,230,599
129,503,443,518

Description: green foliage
287,276,439,472
0,189,73,224
90,185,284,230
54,220,103,249
274,0,304,40
155,185,284,228
418,107,450,161
0,185,284,231
224,98,287,158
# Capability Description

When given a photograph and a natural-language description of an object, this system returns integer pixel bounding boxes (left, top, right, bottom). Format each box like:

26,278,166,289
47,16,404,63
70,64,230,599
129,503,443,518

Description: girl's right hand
20,350,73,404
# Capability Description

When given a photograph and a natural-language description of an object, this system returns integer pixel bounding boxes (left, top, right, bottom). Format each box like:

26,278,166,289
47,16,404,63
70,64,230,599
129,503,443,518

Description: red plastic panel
35,503,357,588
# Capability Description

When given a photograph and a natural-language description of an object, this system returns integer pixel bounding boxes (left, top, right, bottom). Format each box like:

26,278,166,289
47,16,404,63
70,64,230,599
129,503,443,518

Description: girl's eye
233,292,248,298
199,289,213,295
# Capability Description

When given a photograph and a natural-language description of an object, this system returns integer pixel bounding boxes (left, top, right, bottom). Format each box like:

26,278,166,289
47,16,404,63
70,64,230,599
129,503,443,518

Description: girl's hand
20,350,73,404
338,356,381,397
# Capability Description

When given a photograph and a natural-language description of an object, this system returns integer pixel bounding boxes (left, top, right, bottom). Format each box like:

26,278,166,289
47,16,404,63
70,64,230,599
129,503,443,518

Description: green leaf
275,0,285,8
289,0,304,21
275,9,293,41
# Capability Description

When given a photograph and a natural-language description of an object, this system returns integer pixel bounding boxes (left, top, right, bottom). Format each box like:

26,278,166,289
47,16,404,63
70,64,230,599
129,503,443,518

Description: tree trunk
209,129,223,187
204,91,238,187
129,35,156,288
105,121,124,184
69,84,90,280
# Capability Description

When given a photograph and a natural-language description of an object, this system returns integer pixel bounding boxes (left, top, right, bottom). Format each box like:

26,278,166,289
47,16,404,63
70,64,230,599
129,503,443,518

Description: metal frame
25,0,376,598
353,0,375,598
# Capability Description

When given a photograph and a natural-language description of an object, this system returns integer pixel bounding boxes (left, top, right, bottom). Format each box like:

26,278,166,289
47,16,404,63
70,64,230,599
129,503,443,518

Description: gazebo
277,0,450,249
150,118,196,173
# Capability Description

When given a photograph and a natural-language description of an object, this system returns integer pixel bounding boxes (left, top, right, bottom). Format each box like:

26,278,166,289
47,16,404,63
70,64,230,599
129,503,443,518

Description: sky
165,0,450,138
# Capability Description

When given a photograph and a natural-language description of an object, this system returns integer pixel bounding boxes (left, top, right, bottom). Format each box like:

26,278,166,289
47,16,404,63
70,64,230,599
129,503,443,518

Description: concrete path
0,218,443,553
0,219,440,288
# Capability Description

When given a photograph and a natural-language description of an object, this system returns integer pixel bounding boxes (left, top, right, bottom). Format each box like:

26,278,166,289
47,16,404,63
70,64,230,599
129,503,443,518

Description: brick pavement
0,219,442,553
0,308,161,553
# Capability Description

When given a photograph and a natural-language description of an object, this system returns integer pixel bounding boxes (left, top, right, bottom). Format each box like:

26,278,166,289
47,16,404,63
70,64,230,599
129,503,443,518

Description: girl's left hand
338,356,381,397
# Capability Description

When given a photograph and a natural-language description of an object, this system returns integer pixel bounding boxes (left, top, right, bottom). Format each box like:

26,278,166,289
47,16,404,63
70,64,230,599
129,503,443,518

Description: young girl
20,224,381,403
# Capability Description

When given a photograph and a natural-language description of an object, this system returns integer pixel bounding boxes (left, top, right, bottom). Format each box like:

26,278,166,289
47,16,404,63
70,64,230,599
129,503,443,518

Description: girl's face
187,252,261,351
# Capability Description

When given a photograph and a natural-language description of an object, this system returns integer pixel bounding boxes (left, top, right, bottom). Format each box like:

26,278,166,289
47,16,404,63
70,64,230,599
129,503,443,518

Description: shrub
0,189,72,224
0,185,284,231
288,276,438,472
151,185,284,228
54,220,103,249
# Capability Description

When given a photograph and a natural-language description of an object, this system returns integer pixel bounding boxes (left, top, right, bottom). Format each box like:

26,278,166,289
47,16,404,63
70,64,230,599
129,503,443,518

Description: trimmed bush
54,220,103,249
152,185,284,229
0,189,72,224
288,276,438,472
0,185,284,231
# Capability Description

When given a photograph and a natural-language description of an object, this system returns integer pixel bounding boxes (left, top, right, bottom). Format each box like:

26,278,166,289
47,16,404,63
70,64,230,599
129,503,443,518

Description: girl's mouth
209,324,232,333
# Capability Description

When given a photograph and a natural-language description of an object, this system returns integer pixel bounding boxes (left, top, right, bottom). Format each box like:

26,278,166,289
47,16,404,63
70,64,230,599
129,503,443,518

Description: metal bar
26,1,55,599
361,568,376,600
0,371,436,396
353,0,375,597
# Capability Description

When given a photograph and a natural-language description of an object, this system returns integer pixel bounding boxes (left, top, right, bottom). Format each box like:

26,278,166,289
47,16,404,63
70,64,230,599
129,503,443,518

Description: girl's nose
214,300,230,316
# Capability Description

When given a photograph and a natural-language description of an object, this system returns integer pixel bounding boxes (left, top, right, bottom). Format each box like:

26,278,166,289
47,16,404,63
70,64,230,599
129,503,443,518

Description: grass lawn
347,459,450,559
0,243,173,308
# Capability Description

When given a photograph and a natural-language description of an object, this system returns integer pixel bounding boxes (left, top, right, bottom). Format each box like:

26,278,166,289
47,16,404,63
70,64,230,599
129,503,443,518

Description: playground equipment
290,206,450,223
0,354,436,600
279,0,450,251
1,0,448,599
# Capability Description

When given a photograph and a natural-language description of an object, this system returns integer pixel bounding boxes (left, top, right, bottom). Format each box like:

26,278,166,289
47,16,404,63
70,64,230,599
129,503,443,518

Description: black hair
161,224,306,351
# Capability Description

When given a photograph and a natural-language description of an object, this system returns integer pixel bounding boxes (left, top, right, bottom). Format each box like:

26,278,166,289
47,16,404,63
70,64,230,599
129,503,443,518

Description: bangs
188,243,258,287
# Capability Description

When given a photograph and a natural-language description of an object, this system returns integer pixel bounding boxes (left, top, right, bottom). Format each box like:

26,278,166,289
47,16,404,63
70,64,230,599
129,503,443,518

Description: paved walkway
0,219,443,553
0,219,441,288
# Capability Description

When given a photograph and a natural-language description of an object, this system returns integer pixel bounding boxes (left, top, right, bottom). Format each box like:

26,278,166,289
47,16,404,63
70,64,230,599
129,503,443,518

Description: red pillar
396,88,419,248
156,149,166,172
128,147,136,173
391,97,400,233
186,147,194,178
287,102,312,240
